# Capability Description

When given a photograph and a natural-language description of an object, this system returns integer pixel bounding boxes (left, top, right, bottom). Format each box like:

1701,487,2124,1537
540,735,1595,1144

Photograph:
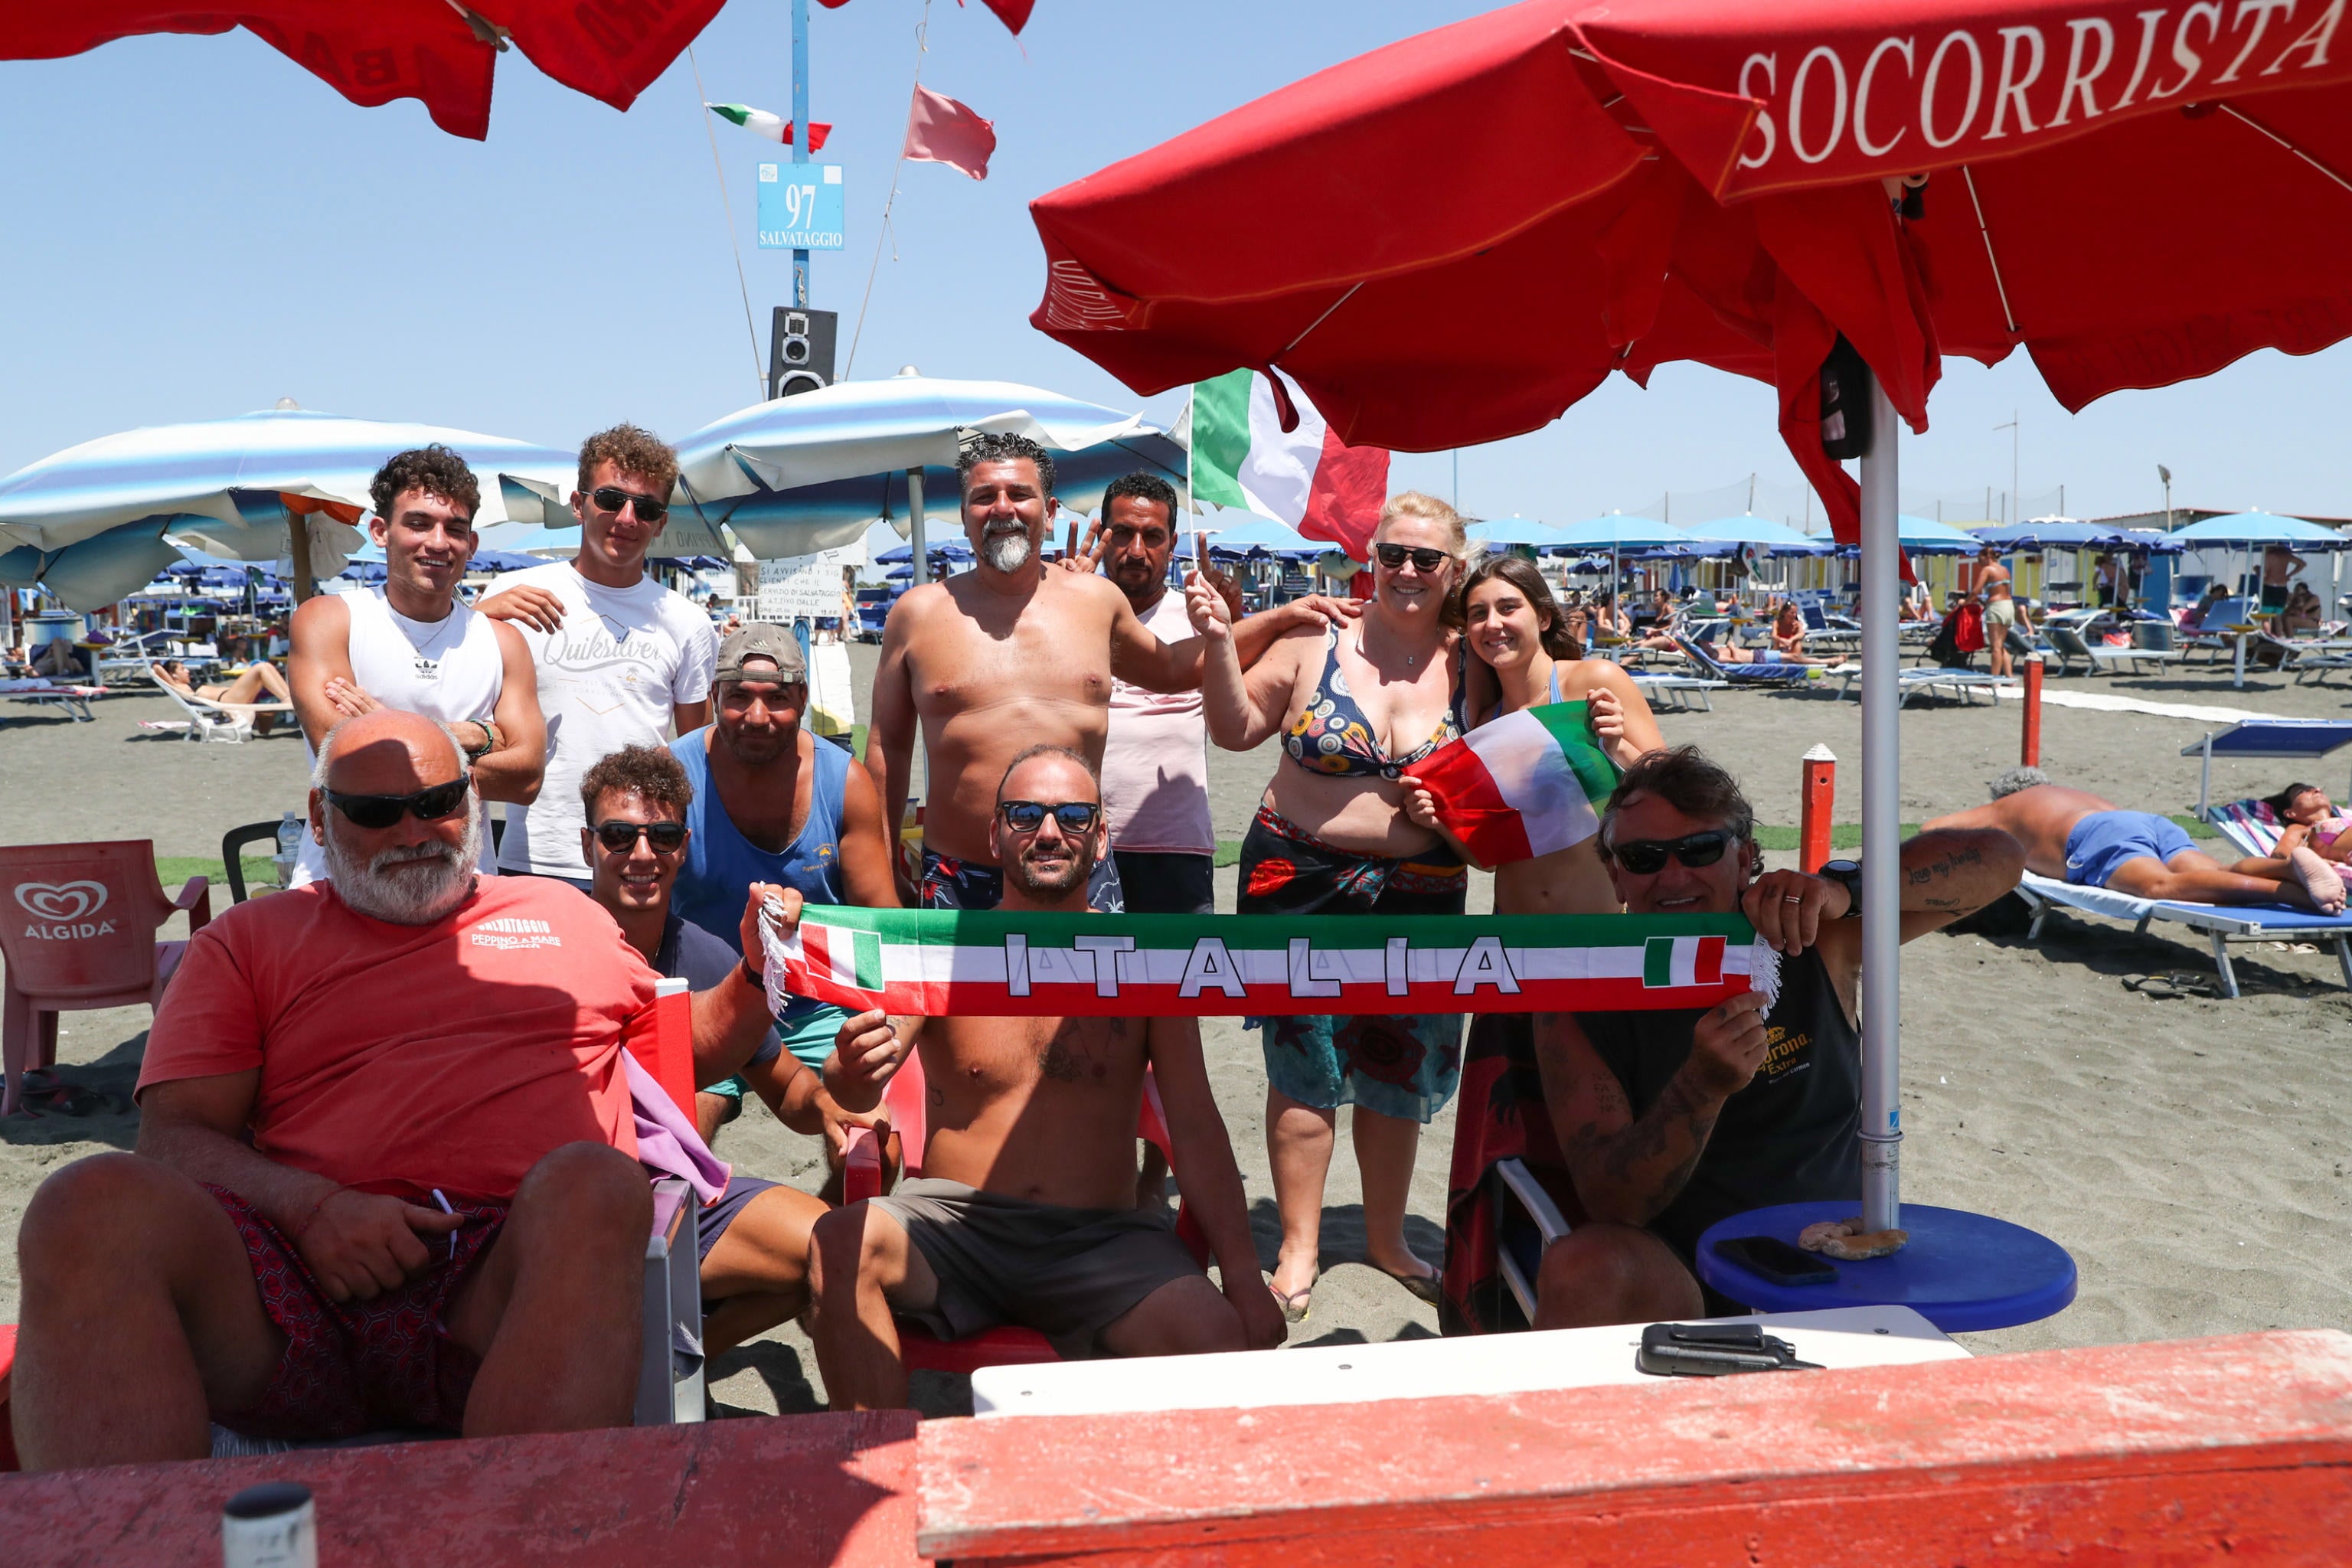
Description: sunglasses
1609,829,1734,875
321,776,472,831
588,485,668,524
593,820,688,855
1374,543,1451,573
998,799,1101,835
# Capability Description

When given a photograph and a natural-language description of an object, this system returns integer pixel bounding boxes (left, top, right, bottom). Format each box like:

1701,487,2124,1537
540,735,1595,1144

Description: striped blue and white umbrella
0,407,576,609
665,373,1184,564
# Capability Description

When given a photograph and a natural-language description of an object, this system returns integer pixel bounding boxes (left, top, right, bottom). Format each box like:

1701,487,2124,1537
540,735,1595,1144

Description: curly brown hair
579,743,695,821
370,445,480,523
577,423,678,496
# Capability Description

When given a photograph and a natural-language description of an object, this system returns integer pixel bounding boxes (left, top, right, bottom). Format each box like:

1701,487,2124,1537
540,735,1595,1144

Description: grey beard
325,800,482,924
982,526,1034,573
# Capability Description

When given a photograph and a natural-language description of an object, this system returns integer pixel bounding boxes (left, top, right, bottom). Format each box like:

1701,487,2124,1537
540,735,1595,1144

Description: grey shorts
868,1178,1199,1356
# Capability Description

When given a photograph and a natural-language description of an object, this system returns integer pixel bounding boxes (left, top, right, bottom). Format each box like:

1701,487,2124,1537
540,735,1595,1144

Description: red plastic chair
841,1052,1208,1374
1,841,209,1117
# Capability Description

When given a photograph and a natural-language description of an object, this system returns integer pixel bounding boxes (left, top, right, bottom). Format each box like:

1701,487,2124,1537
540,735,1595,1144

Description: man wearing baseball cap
668,625,900,1142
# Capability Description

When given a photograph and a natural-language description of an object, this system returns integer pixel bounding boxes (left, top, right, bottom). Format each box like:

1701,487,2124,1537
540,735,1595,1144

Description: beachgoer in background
2278,583,2324,636
577,743,864,1354
2182,583,2230,629
667,625,897,1140
2094,552,2123,608
5,708,769,1468
2261,545,2308,615
802,747,1283,1408
1973,544,2027,680
478,424,718,892
289,445,544,885
1530,746,2024,1327
1769,599,1808,657
1926,769,2344,913
1189,490,1470,1321
153,658,293,733
31,639,89,681
864,432,1338,913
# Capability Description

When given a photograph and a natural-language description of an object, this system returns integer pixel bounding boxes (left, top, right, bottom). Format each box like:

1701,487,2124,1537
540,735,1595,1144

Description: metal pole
1858,372,1902,1234
791,0,812,309
907,467,928,586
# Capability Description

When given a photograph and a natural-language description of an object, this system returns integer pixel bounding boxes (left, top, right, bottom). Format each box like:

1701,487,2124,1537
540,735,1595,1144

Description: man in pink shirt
8,708,779,1469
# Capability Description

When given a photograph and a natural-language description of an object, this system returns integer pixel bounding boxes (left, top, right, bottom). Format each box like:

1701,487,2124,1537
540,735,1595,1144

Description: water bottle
273,810,302,889
221,1481,315,1568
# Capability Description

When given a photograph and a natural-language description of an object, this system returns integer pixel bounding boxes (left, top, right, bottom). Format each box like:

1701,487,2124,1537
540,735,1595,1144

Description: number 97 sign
757,163,845,250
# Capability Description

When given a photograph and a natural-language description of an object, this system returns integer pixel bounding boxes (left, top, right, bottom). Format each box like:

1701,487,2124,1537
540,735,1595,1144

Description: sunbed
2181,719,2352,821
2013,871,2352,998
2043,622,2187,678
136,657,292,743
0,678,106,723
1828,665,2005,707
1629,672,1728,713
1672,635,1818,689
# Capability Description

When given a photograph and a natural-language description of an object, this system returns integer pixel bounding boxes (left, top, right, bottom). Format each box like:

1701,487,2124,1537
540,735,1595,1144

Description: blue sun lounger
2014,871,2352,998
1673,635,1818,688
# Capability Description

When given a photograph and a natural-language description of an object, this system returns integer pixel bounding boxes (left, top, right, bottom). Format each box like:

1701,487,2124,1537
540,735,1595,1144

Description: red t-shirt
138,877,650,1203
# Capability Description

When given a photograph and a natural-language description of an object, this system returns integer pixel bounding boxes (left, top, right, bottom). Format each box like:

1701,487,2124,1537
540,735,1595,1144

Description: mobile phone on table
1637,1321,1818,1377
1711,1234,1837,1286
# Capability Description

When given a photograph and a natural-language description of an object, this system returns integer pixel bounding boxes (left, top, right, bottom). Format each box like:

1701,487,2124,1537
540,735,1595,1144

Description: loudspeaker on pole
769,306,839,400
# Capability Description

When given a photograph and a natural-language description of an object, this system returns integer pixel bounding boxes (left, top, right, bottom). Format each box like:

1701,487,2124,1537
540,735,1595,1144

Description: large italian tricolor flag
1411,701,1621,867
1187,370,1390,560
763,906,1777,1021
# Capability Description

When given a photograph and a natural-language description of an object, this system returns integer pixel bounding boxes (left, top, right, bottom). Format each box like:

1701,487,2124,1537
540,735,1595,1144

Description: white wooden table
970,1305,1968,1418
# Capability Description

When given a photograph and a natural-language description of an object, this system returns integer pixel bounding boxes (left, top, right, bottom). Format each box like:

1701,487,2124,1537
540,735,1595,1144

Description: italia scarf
762,906,1779,1020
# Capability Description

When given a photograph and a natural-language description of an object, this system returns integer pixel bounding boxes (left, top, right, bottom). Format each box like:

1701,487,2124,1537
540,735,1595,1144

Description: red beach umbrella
1028,0,2352,1300
5,1,727,139
1029,0,2352,540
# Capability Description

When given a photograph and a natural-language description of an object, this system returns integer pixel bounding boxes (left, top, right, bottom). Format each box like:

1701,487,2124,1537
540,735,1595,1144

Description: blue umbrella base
1695,1201,2076,1334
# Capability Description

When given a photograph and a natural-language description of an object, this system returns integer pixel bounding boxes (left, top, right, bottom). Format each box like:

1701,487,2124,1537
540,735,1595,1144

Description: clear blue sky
2,0,2344,526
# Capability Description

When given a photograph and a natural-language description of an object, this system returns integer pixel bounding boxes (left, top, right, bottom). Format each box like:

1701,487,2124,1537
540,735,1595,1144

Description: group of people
12,427,2041,1469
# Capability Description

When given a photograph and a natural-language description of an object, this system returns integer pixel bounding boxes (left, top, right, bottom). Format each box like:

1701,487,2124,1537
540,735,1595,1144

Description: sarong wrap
763,906,1780,1021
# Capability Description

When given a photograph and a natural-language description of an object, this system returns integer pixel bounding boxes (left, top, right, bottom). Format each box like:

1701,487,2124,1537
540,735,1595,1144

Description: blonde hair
1374,491,1467,556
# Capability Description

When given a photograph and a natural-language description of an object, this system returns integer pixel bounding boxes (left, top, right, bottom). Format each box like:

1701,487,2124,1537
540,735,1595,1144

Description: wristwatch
1818,859,1861,916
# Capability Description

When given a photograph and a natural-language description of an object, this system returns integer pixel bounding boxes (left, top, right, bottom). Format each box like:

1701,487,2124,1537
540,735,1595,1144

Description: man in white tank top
287,446,546,884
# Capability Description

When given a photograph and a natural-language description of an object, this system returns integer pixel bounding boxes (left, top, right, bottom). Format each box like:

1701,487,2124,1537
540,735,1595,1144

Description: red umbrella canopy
1029,0,2352,537
8,1,727,139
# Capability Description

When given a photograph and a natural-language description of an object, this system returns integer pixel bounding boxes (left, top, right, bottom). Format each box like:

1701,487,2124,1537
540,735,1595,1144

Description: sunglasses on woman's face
593,820,688,855
589,485,668,524
998,799,1101,835
321,776,472,830
1609,829,1734,875
1374,542,1450,573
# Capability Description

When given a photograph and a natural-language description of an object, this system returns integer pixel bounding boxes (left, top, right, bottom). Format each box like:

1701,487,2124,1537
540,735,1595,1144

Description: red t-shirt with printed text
139,877,650,1202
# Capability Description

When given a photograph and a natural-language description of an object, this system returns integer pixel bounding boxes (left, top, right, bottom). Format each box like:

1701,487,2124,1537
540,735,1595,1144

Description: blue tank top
668,728,851,952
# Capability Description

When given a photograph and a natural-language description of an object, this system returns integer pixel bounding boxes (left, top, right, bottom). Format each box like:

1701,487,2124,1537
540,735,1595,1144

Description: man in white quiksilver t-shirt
477,423,717,889
287,446,546,884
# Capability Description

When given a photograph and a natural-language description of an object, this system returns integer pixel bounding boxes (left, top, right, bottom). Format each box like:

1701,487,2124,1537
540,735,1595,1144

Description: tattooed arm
1533,998,1771,1227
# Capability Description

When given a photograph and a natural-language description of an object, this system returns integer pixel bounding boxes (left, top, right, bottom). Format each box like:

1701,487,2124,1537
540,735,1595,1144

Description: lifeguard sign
757,163,845,250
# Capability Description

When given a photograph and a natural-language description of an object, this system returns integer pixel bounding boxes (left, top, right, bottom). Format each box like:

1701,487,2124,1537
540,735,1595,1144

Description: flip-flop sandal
17,1079,111,1116
1377,1263,1444,1307
1267,1272,1317,1324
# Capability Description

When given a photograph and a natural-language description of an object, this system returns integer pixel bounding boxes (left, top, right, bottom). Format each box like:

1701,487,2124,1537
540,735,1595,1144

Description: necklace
389,597,461,677
1355,622,1433,671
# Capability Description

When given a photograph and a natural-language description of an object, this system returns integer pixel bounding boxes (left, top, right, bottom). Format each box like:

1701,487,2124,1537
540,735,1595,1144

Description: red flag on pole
903,85,998,181
821,0,1033,32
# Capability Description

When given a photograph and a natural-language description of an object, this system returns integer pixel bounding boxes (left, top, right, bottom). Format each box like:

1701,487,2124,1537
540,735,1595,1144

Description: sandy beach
4,644,2347,1416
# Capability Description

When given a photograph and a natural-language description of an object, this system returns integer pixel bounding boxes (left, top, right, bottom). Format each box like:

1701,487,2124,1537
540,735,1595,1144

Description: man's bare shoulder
885,580,956,627
289,590,350,644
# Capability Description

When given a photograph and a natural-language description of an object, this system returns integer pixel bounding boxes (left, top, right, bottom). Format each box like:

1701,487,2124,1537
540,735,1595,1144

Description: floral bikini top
1284,626,1465,781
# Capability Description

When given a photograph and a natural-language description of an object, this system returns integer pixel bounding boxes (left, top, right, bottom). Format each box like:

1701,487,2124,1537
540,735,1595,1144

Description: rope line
844,0,933,380
687,43,769,400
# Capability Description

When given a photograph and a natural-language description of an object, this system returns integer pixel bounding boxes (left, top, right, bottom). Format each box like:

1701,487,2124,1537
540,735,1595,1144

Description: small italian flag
1184,369,1390,561
707,103,832,150
1410,701,1621,867
1644,934,1727,989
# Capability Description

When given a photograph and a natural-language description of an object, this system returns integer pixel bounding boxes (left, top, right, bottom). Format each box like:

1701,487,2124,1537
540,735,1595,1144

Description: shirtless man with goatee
864,431,1344,911
802,746,1285,1408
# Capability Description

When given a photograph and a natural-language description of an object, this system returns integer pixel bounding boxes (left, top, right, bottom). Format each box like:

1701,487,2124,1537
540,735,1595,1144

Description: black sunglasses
998,799,1100,835
321,776,472,831
588,485,668,524
1374,542,1451,573
1609,829,1734,875
593,820,688,855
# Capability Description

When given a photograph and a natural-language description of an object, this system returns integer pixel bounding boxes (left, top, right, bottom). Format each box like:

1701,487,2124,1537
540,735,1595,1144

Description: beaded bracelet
288,1187,341,1243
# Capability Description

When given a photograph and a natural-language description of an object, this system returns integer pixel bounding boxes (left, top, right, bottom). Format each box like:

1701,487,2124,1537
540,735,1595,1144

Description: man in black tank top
1528,747,2023,1328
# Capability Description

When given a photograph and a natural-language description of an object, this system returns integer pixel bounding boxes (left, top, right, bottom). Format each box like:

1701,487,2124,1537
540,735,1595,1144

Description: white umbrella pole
907,468,929,586
1859,374,1903,1233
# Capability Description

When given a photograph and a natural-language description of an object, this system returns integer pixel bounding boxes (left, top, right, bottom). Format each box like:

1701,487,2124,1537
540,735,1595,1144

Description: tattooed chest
1037,1014,1138,1083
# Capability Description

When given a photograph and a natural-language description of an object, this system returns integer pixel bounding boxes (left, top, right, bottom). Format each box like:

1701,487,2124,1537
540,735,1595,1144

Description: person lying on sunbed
1695,635,1846,668
802,745,1284,1410
1925,769,2345,914
2246,782,2352,872
155,656,294,736
8,709,793,1470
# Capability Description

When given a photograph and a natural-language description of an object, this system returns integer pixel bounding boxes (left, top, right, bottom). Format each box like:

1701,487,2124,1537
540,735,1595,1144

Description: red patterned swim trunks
204,1183,507,1442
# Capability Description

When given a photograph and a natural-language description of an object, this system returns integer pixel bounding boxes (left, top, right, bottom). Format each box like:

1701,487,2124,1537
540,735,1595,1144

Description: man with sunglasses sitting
802,745,1286,1410
480,423,718,891
1525,746,2021,1329
9,707,779,1467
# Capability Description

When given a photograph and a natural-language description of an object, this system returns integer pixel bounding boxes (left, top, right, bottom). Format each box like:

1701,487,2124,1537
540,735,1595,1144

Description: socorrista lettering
1728,0,2344,176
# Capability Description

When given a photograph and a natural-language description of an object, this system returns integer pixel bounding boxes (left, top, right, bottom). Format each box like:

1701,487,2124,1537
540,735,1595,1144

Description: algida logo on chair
15,880,116,940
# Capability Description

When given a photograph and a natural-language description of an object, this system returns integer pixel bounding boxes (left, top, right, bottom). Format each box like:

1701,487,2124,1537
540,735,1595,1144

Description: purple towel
622,1048,730,1205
